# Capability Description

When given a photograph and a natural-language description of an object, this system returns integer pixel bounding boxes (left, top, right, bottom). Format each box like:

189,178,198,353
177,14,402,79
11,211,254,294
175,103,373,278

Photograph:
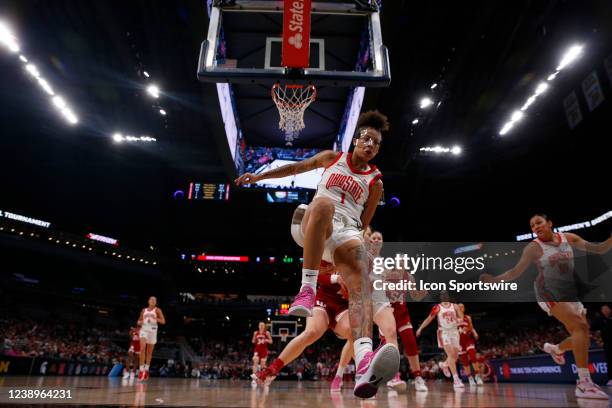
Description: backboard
197,0,390,87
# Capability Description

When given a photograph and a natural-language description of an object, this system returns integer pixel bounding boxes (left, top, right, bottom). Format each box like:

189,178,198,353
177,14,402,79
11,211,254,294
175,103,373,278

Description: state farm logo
288,33,303,49
287,0,305,49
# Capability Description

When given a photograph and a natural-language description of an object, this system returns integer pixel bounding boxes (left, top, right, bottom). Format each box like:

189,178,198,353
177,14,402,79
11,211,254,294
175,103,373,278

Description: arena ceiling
0,0,610,248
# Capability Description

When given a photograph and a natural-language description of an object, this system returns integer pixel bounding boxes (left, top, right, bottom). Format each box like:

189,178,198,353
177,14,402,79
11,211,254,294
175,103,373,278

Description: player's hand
415,328,422,337
479,274,495,283
474,333,479,341
234,173,260,186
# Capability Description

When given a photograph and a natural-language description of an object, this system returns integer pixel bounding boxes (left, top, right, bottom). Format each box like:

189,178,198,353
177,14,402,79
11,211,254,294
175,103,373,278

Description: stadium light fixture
146,84,160,98
557,44,583,71
419,97,433,109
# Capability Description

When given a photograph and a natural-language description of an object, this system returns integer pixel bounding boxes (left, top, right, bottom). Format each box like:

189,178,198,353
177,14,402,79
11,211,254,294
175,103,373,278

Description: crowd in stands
0,316,123,365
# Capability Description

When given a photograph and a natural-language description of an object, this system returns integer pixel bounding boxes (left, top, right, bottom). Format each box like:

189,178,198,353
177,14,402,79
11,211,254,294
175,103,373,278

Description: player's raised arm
360,179,383,231
480,242,539,283
565,232,612,255
234,150,339,186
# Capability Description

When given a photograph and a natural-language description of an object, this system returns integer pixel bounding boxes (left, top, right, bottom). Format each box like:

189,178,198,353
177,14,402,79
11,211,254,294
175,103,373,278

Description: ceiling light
556,44,583,71
419,97,433,109
146,84,160,98
0,21,20,53
547,71,559,81
411,118,419,125
511,110,524,122
19,55,27,63
159,109,166,115
113,133,124,143
430,83,437,89
143,71,150,78
451,145,462,155
52,96,66,110
499,122,513,136
534,82,549,96
25,64,40,78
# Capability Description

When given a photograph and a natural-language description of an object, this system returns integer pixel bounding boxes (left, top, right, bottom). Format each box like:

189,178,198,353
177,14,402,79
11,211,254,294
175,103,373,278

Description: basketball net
271,83,317,140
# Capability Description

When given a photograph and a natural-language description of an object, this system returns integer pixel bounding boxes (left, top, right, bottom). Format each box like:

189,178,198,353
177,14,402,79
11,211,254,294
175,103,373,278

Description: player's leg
260,357,267,369
374,306,407,392
335,239,400,398
289,198,334,317
255,309,328,385
252,354,260,375
445,344,463,388
459,351,474,385
398,327,427,391
138,335,147,381
331,312,353,391
550,303,607,399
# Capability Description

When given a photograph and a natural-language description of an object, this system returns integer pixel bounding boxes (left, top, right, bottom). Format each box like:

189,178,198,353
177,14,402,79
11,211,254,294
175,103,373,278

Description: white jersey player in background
481,214,612,400
235,111,399,398
137,296,166,382
416,295,465,389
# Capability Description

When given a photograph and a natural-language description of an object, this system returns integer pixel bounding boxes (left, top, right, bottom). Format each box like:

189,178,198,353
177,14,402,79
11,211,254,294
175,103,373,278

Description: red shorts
391,302,412,331
314,292,348,330
254,347,268,359
459,335,476,354
128,342,140,354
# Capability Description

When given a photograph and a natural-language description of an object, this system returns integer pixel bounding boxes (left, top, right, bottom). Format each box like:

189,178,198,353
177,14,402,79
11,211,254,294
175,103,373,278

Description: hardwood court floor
0,376,610,407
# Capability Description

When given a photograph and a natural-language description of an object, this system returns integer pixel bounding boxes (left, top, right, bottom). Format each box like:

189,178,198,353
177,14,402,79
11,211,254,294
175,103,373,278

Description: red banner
197,255,249,262
281,0,312,68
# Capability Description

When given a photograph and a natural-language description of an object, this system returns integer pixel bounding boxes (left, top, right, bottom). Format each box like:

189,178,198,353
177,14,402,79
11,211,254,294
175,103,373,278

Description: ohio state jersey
313,152,382,228
142,308,158,331
533,233,578,301
430,303,458,330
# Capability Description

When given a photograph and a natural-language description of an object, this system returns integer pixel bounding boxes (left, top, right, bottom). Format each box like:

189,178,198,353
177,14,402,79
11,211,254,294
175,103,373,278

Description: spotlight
52,96,66,110
113,133,124,143
19,55,27,63
143,71,150,78
0,21,20,53
412,118,419,125
451,145,462,155
499,122,513,136
25,64,40,78
430,83,438,89
159,109,166,115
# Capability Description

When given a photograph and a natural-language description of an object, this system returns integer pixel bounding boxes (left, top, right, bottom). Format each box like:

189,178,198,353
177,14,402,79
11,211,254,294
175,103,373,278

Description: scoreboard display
188,183,230,201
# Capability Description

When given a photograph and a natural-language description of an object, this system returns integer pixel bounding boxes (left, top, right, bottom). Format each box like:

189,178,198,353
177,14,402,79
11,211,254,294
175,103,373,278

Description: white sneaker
122,371,130,380
453,378,465,389
251,378,258,387
575,378,608,399
475,374,483,385
414,376,428,392
468,376,476,386
542,342,566,365
438,361,451,378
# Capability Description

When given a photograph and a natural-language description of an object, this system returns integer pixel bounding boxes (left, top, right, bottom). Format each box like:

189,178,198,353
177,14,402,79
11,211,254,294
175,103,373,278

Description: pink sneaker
288,286,315,317
542,343,565,365
386,372,407,392
576,379,609,400
438,361,451,378
330,375,343,392
353,343,400,399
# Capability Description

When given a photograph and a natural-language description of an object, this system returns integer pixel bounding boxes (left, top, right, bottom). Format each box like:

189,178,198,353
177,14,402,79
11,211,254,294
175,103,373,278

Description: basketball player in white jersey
481,214,612,399
236,111,400,398
416,295,464,389
137,296,166,381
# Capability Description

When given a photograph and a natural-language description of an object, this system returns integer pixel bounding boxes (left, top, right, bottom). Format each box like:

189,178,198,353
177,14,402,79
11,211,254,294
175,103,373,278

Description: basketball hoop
279,328,290,343
271,83,317,135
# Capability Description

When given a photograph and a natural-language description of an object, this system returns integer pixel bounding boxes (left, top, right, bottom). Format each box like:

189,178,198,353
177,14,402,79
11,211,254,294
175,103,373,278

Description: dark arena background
1,1,612,407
